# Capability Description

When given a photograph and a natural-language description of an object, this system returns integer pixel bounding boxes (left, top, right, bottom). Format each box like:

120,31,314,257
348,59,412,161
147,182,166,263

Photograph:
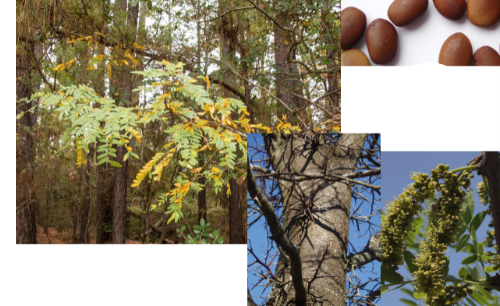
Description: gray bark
261,134,367,305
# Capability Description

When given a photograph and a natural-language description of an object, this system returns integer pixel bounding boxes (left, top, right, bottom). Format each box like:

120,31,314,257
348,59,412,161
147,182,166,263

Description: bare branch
247,159,308,306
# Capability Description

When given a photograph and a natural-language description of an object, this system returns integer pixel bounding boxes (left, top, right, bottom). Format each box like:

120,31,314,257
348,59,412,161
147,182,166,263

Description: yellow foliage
131,152,165,187
76,148,86,168
190,167,202,173
128,128,142,143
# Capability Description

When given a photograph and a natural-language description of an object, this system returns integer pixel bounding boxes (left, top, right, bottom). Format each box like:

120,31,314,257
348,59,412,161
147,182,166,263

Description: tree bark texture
96,164,114,244
16,49,37,244
111,0,138,244
229,176,247,244
78,146,94,243
266,134,367,306
273,7,304,122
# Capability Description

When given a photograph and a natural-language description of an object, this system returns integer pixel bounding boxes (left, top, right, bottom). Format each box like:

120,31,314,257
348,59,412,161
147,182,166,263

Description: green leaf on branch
403,250,418,273
462,254,478,265
462,190,474,225
382,265,404,285
413,290,427,299
470,211,488,233
459,267,467,279
456,234,470,252
400,299,418,306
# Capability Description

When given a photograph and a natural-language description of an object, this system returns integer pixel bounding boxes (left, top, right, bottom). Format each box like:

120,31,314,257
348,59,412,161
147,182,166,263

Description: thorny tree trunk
229,177,247,244
266,134,367,306
273,7,305,123
16,49,37,244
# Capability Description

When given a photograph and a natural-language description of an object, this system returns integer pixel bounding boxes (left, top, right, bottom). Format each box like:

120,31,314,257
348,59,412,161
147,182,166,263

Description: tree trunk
273,7,305,123
111,0,138,244
321,8,340,111
217,0,238,99
16,48,37,244
229,177,247,244
266,134,367,305
96,165,114,244
78,145,93,243
113,146,128,244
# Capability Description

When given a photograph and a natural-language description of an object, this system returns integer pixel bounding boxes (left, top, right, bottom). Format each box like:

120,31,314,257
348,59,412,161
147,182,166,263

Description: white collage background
4,1,500,305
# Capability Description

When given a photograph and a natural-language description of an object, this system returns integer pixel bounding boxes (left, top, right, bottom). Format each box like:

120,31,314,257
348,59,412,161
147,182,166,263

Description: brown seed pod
341,49,371,66
438,32,473,66
473,46,500,66
341,7,367,50
366,19,399,64
388,0,429,27
433,0,466,20
467,0,500,27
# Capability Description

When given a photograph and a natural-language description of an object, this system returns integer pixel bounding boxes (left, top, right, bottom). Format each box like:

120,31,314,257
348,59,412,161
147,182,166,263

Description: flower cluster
413,231,448,295
424,284,476,306
477,182,489,205
487,254,500,271
412,165,473,305
427,164,472,245
381,172,435,269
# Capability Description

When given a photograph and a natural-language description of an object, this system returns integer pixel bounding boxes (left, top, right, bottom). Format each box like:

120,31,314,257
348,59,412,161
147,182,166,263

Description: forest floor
35,226,175,244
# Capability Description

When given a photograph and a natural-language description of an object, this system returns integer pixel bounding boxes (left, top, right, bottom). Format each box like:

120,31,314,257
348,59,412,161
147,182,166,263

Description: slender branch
345,233,381,271
245,0,294,32
203,6,254,23
250,164,381,189
247,159,308,306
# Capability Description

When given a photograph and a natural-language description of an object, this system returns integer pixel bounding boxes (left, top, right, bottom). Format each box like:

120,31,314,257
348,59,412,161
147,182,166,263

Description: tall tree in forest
16,49,38,244
229,176,247,244
247,134,381,305
110,0,139,243
272,1,304,123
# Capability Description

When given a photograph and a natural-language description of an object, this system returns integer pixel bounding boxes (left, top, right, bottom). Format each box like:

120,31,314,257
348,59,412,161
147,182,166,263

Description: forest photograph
381,152,500,306
15,0,340,244
247,134,381,306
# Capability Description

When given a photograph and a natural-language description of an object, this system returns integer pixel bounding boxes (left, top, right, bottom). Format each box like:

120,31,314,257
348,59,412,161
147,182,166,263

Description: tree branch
250,164,381,189
247,159,308,306
345,233,381,271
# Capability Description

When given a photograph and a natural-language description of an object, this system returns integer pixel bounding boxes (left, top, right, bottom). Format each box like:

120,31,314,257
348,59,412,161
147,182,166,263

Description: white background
342,65,500,150
342,0,500,66
4,2,500,306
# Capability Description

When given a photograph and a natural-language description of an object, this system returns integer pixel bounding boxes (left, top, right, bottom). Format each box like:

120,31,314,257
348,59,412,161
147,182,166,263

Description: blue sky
382,152,495,305
247,134,381,305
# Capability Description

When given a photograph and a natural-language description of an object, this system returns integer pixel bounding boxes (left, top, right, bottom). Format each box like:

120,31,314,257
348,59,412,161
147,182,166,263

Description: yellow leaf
227,182,231,196
178,181,192,195
202,75,210,89
190,167,202,173
86,65,95,70
197,144,208,152
53,63,65,72
107,62,112,80
128,128,142,143
211,166,221,174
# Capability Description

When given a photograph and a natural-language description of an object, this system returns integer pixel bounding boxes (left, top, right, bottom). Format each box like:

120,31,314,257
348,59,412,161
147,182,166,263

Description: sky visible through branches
247,134,381,305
